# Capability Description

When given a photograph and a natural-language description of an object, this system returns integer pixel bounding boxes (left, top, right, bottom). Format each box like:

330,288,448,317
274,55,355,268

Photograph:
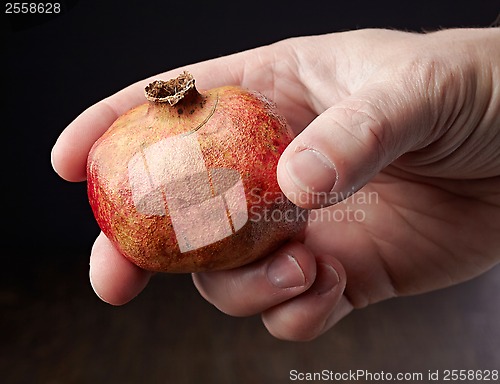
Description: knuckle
328,99,391,168
265,318,322,342
263,307,325,341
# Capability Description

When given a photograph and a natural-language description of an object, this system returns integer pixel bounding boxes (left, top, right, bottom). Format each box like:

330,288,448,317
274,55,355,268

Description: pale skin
52,28,500,341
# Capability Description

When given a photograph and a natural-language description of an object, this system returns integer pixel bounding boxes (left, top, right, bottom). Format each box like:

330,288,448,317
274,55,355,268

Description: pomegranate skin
87,75,307,273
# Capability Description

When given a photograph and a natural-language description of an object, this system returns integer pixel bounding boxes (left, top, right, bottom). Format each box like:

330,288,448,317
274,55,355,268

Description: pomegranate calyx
145,71,199,106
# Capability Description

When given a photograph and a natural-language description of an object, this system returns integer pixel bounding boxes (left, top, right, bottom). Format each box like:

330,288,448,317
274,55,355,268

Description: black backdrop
4,0,498,261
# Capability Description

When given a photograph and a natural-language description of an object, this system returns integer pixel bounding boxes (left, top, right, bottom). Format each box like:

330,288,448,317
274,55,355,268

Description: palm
302,168,500,307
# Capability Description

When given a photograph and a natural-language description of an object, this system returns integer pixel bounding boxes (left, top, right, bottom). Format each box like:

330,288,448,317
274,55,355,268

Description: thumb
277,86,431,209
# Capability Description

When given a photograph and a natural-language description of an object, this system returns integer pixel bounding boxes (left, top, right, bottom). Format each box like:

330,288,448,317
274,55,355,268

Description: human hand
52,27,500,341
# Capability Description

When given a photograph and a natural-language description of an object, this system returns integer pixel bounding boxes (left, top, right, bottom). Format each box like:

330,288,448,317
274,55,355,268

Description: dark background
2,1,499,383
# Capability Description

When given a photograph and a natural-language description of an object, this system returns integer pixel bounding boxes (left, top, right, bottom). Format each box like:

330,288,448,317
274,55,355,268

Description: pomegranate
87,71,307,273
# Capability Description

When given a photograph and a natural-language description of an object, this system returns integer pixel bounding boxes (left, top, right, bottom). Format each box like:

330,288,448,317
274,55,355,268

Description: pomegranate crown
144,71,195,106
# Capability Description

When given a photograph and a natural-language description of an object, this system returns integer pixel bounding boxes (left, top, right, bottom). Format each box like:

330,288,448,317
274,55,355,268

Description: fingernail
286,149,337,194
267,253,306,289
313,263,340,295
